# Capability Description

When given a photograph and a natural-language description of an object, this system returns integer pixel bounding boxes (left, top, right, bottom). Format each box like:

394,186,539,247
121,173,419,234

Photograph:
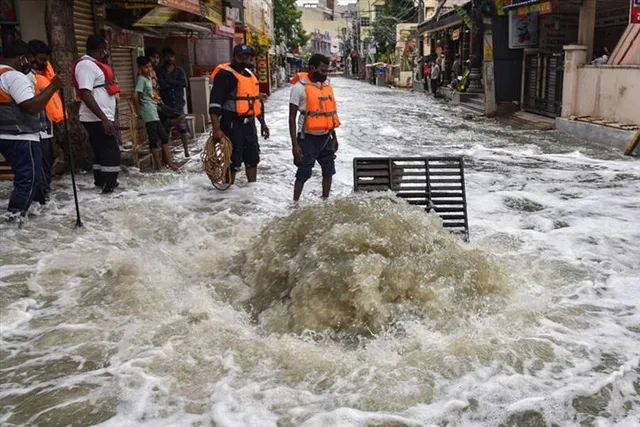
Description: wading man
209,44,269,185
72,35,120,194
289,53,340,201
0,41,62,217
29,39,64,200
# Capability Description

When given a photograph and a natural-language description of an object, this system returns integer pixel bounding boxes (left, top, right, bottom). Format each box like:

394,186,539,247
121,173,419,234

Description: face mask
32,62,47,72
312,72,327,83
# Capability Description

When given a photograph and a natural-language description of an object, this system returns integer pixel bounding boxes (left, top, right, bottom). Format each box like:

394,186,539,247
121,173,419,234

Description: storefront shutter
111,47,136,147
73,0,96,56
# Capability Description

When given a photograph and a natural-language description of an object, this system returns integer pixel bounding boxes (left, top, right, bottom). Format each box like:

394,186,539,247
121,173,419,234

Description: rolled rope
202,134,232,190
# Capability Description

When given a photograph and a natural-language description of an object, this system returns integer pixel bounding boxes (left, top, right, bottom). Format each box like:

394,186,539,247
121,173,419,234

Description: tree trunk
45,0,93,172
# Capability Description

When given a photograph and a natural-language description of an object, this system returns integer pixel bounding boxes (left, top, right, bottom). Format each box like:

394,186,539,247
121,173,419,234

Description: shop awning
164,22,215,35
418,13,462,35
504,0,540,9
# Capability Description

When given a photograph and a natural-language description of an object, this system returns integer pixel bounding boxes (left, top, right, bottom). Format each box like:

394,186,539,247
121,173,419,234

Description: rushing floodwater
1,78,639,427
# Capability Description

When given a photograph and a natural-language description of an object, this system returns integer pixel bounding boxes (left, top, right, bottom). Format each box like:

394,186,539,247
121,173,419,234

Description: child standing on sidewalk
134,56,178,171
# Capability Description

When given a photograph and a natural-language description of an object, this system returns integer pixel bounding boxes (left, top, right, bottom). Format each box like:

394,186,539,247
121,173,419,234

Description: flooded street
1,78,640,427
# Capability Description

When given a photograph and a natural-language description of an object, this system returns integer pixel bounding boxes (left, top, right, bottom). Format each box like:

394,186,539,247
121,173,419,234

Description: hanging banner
453,5,472,30
256,54,268,84
158,0,201,15
517,1,552,17
632,0,640,24
134,6,178,26
452,29,461,41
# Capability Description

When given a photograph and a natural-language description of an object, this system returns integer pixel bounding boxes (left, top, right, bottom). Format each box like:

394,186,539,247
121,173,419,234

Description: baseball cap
233,44,255,57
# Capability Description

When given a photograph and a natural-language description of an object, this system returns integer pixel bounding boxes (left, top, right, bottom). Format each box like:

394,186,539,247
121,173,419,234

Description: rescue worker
72,35,120,194
29,39,64,200
288,53,340,202
0,40,62,217
157,47,190,158
209,44,270,185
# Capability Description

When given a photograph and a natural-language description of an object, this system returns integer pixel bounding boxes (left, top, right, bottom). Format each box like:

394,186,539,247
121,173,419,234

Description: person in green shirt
133,56,178,171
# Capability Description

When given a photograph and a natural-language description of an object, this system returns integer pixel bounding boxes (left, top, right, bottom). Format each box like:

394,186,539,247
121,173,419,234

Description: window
360,17,370,27
374,5,385,19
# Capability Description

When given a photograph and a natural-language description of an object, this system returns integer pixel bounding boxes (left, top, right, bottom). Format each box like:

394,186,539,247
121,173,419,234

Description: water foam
244,195,508,334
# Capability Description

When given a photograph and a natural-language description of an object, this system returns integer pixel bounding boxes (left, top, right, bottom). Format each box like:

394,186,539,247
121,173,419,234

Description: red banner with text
632,0,640,24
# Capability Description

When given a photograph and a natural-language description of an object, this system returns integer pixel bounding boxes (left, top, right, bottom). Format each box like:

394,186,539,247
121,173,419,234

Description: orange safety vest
299,75,340,134
210,63,262,117
33,65,65,123
289,72,308,85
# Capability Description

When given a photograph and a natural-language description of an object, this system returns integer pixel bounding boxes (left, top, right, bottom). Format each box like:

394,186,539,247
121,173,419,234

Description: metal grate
353,157,469,239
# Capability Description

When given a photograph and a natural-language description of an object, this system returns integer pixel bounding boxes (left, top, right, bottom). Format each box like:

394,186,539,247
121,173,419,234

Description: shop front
504,0,581,118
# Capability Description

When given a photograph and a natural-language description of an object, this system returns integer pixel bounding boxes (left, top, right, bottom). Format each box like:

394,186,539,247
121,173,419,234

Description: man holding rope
209,44,269,185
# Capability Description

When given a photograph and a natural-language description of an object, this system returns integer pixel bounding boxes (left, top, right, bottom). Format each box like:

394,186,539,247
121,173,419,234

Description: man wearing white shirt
73,35,120,194
0,41,62,217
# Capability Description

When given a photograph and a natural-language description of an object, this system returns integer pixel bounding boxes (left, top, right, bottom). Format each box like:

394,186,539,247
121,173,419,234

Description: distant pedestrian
157,47,190,158
452,54,462,79
431,57,441,96
134,56,178,172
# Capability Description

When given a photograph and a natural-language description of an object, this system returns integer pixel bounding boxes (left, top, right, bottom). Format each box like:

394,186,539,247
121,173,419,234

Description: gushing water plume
243,195,509,334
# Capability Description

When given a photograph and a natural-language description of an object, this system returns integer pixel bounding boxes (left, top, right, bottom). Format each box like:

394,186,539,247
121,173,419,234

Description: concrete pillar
189,76,211,132
483,17,497,117
561,45,588,118
578,0,596,60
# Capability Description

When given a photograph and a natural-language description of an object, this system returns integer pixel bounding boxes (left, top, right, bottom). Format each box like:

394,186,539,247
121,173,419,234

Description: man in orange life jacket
72,35,120,194
0,41,62,217
209,44,269,185
289,53,340,201
29,39,64,200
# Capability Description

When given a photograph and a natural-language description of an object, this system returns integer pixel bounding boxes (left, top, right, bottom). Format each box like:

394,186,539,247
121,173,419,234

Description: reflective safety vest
0,67,44,135
210,63,262,117
33,70,65,123
299,76,340,134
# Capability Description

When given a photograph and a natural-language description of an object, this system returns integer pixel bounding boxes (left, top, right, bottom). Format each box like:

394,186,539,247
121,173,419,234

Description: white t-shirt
0,66,40,142
75,55,116,122
289,78,331,136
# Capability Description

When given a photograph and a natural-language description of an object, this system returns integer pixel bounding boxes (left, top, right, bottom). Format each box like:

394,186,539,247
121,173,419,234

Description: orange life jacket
33,69,65,123
299,75,340,134
0,67,45,135
289,72,308,85
70,57,120,99
210,64,262,117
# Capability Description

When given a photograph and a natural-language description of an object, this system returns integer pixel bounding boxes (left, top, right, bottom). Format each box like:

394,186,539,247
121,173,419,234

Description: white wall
18,0,47,42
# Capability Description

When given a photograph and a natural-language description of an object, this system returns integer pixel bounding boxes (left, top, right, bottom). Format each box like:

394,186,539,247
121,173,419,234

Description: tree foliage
273,0,310,51
372,0,418,59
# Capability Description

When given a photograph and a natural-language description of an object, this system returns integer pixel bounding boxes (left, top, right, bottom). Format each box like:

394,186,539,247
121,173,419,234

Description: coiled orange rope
202,134,232,190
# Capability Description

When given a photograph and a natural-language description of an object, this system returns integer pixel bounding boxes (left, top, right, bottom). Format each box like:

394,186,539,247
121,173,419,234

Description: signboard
203,0,224,25
134,6,178,26
632,0,640,24
215,11,236,38
452,29,461,41
596,7,633,28
112,0,157,8
256,54,268,84
508,10,538,49
454,5,472,29
517,1,552,17
158,0,201,15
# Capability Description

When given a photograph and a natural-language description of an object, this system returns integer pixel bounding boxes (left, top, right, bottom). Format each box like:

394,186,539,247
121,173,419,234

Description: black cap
233,44,255,57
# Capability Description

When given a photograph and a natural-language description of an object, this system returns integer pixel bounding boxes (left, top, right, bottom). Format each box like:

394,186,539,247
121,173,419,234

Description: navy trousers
0,139,44,215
